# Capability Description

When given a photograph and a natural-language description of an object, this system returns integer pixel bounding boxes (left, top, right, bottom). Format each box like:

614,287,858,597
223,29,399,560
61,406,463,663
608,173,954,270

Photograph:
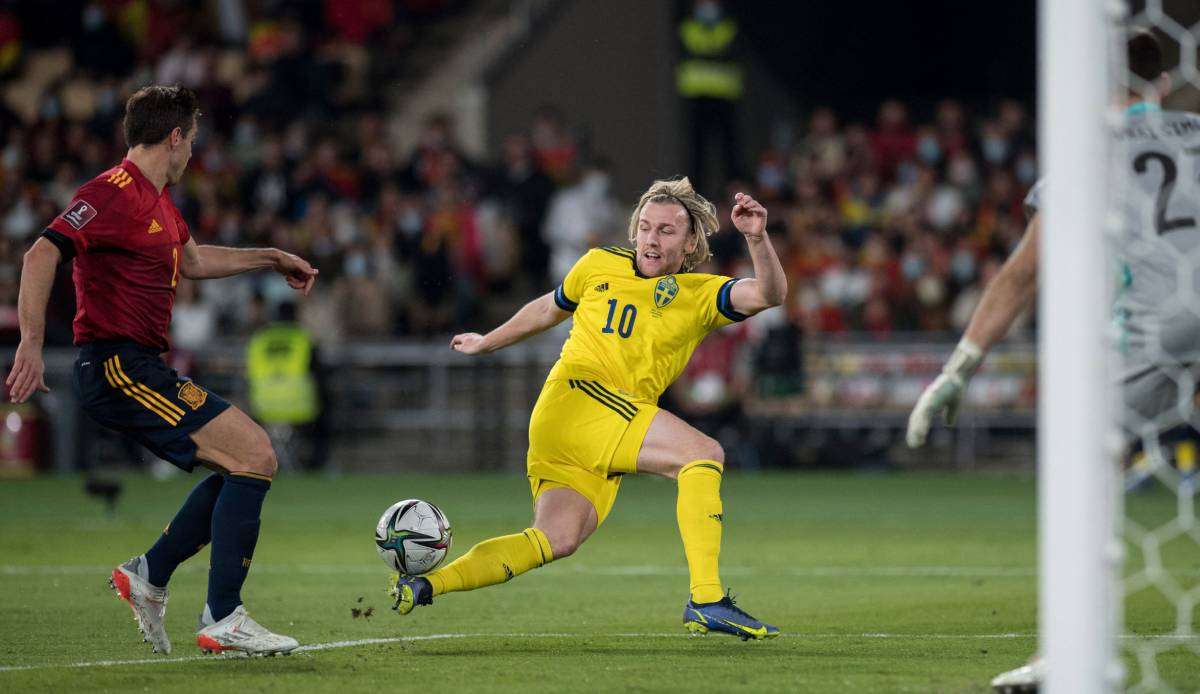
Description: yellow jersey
548,246,746,402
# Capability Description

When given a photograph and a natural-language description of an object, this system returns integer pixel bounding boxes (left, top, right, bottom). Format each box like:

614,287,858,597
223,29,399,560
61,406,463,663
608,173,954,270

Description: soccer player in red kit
6,85,318,656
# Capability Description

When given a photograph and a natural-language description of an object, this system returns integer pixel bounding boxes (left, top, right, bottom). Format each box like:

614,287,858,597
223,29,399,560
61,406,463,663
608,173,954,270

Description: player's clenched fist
450,333,488,355
905,339,984,448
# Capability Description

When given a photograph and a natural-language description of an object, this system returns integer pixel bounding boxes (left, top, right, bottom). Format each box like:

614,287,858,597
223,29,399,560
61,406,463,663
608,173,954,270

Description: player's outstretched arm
180,239,318,295
906,213,1041,448
6,238,60,402
961,213,1040,352
450,292,571,355
728,192,787,317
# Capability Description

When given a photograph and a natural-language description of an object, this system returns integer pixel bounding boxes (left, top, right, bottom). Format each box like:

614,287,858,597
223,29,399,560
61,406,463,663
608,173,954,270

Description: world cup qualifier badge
653,276,679,308
62,199,97,230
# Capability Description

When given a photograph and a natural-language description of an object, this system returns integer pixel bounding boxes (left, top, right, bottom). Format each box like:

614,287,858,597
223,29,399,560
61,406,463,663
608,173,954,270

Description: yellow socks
421,465,724,604
425,528,553,596
677,460,725,604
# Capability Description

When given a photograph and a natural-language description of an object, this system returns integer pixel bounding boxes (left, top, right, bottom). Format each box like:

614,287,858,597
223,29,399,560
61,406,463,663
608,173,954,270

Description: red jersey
46,159,189,351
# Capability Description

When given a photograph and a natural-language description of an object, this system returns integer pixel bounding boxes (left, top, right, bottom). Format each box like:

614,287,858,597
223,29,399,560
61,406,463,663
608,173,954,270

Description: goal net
1042,0,1200,691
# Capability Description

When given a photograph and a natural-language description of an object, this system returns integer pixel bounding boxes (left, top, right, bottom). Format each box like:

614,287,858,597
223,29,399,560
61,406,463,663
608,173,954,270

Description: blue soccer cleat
683,590,780,641
388,574,433,615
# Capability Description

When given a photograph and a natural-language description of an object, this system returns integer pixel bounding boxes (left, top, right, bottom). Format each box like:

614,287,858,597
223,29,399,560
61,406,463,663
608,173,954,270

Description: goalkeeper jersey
1024,106,1200,380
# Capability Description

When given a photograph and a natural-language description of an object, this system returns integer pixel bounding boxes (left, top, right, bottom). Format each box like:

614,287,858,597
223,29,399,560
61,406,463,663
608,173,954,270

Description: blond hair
626,177,718,273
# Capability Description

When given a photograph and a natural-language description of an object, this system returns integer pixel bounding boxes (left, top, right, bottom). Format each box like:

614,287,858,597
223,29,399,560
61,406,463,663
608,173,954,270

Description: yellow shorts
526,377,657,525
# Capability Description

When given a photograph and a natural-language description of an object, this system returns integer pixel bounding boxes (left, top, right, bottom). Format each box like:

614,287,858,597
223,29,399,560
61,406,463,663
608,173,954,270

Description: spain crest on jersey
653,276,680,308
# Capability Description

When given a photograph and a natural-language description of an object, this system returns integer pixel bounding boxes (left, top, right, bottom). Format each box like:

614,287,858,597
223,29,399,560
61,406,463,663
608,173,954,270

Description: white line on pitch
5,631,1193,673
0,633,507,673
0,632,1035,673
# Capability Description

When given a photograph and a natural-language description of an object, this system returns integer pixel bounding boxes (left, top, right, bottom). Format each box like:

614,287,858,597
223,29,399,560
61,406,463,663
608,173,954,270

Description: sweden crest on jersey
654,276,680,308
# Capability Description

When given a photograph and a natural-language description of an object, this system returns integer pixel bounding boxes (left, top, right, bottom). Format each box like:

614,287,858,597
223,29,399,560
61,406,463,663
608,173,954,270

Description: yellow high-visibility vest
676,18,742,100
246,323,318,424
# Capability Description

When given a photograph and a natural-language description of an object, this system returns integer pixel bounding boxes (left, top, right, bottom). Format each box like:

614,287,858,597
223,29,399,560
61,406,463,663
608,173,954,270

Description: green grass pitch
0,472,1195,692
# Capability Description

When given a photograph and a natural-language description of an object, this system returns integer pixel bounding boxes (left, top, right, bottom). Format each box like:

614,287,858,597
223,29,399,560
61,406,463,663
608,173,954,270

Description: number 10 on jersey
601,298,637,338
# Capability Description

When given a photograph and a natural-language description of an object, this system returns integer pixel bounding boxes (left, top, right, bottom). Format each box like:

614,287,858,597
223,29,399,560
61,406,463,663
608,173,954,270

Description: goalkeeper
908,29,1200,692
907,30,1200,449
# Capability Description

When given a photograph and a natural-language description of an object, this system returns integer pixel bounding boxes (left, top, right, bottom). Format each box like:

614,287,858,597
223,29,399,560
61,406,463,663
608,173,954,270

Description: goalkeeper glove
905,338,984,448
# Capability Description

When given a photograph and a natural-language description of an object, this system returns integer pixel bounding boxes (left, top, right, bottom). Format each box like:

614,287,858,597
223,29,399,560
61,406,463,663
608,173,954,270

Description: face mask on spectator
757,163,786,193
948,156,977,187
917,136,940,164
345,252,369,278
927,188,963,230
83,5,105,30
982,136,1008,165
695,1,721,23
901,253,925,281
951,249,976,283
771,123,794,152
798,286,820,314
256,176,285,212
218,216,240,246
204,147,225,171
333,206,361,246
581,172,610,197
39,97,61,121
2,143,22,173
400,207,423,237
97,86,118,115
1015,154,1037,185
234,120,258,149
896,161,919,186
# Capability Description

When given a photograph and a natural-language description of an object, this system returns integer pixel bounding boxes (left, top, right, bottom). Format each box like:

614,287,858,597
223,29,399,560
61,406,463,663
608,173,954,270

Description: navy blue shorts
74,342,231,472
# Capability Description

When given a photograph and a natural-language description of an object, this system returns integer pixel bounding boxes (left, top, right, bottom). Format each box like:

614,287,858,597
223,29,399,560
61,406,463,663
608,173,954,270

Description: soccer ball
374,499,453,575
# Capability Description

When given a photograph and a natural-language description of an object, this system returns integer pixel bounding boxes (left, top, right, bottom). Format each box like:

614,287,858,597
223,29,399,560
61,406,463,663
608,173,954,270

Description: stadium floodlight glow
1037,0,1119,691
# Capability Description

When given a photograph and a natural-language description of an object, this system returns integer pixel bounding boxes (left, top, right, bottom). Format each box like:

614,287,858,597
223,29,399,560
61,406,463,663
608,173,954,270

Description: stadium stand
0,1,1040,470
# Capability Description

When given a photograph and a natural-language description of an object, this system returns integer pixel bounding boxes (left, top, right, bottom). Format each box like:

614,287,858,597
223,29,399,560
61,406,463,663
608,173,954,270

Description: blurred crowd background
0,1,1037,345
0,0,1051,472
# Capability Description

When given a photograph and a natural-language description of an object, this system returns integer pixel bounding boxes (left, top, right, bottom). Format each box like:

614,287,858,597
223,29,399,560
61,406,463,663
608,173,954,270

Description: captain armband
40,228,76,264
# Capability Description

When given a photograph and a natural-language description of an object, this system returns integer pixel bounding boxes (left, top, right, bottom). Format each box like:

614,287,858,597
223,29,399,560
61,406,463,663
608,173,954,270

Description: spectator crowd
0,1,1038,356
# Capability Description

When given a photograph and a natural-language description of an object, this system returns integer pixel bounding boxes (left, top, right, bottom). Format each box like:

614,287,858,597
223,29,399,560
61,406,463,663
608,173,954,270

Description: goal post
1038,0,1120,691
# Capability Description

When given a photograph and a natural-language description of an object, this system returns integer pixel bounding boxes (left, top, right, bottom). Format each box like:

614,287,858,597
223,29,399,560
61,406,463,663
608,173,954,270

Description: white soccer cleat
108,556,171,654
196,605,299,656
990,656,1044,693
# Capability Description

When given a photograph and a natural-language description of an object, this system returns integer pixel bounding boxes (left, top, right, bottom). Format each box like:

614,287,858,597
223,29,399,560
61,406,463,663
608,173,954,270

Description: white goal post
1038,0,1120,692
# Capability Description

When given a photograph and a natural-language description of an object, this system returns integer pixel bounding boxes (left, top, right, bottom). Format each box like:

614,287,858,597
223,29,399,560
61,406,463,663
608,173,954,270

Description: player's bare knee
540,528,583,560
546,534,580,560
661,436,724,480
257,446,279,477
682,435,724,467
256,442,279,477
244,428,278,477
698,436,725,465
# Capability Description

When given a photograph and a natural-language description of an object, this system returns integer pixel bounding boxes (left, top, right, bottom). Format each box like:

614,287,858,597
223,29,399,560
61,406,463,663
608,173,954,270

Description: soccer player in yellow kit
390,178,787,639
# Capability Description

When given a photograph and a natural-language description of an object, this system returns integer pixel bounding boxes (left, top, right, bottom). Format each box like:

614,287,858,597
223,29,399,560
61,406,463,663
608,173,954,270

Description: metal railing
7,334,1037,473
